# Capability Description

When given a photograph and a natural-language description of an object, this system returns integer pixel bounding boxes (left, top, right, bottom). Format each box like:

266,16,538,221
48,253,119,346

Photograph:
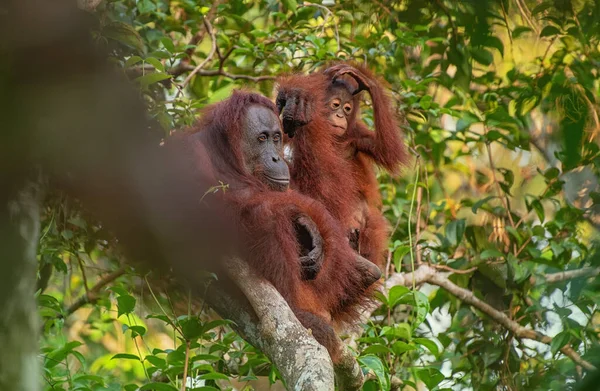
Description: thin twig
181,19,218,89
299,2,340,52
62,266,127,318
181,341,191,391
515,0,539,34
484,133,516,228
130,63,275,83
484,129,518,256
76,255,90,295
514,237,532,257
415,183,423,265
183,1,223,59
407,158,421,290
499,0,513,47
144,275,184,335
434,0,458,43
430,264,477,274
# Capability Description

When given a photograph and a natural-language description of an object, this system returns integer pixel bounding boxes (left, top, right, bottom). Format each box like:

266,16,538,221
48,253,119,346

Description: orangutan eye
330,98,341,110
258,134,267,142
273,133,281,142
344,103,353,114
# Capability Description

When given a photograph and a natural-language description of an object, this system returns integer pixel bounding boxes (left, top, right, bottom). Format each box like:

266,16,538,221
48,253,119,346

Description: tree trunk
0,180,42,391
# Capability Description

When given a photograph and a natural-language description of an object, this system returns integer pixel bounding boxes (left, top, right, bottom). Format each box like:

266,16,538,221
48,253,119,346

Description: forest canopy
24,0,600,390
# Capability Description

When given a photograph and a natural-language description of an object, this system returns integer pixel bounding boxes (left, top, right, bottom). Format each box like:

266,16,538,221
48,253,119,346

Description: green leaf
393,245,411,272
414,338,440,356
412,291,430,328
362,344,393,355
116,294,136,317
484,35,504,56
420,95,433,110
199,372,230,381
416,367,445,390
103,22,146,54
145,355,166,369
472,196,497,213
480,249,504,259
512,26,533,39
124,56,143,68
550,331,570,354
381,323,411,340
445,219,466,247
137,0,156,14
540,25,561,38
180,316,203,340
478,263,508,289
111,353,140,361
544,167,560,180
281,0,298,13
391,341,417,355
128,325,146,337
38,294,63,313
45,341,83,368
508,256,530,283
145,57,164,72
471,47,494,66
388,285,410,308
532,2,553,15
456,112,480,131
135,73,172,89
193,354,221,362
201,319,233,334
373,290,388,306
73,374,104,384
208,83,235,104
483,346,503,367
146,314,171,324
139,383,178,391
485,130,504,142
358,355,390,391
160,37,175,53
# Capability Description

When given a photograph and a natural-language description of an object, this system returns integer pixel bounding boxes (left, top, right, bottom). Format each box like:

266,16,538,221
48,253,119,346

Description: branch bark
0,179,43,391
334,342,364,391
352,265,597,371
426,271,596,371
206,257,336,391
544,267,600,283
62,266,127,318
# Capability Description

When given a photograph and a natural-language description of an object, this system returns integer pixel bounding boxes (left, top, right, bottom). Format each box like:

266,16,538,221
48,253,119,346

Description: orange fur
179,91,376,361
277,63,408,268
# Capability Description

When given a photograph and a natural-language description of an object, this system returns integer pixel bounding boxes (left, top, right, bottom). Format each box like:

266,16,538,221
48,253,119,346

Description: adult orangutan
181,90,381,362
276,63,407,268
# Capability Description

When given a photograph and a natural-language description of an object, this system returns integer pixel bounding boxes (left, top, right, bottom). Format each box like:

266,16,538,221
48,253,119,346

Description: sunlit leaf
358,355,390,391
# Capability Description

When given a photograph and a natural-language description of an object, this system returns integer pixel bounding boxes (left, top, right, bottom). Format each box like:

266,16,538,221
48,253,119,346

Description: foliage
39,0,600,390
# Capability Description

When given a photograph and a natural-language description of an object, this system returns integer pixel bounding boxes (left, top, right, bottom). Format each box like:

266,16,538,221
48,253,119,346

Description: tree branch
62,266,127,318
181,19,217,89
544,267,600,284
207,257,336,390
352,265,597,371
427,270,597,371
129,63,275,83
334,342,364,391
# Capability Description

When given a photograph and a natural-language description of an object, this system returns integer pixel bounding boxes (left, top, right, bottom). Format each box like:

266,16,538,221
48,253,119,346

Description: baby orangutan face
325,83,354,136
